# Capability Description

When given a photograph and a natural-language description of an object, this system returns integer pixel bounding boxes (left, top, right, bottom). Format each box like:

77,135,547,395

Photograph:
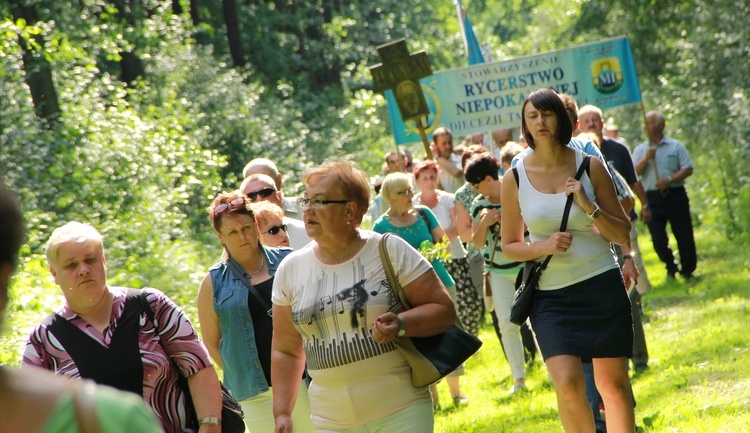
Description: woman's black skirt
530,267,633,360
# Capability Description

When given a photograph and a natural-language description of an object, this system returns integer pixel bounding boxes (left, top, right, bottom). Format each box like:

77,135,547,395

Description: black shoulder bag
509,155,591,326
379,233,483,387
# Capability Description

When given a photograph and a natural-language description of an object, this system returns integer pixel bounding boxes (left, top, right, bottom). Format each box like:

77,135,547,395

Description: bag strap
225,256,273,316
487,228,501,272
378,233,412,311
538,155,591,271
415,206,433,231
73,381,103,433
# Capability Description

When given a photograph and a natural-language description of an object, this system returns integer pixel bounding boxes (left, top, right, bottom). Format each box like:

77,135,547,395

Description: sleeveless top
516,149,618,290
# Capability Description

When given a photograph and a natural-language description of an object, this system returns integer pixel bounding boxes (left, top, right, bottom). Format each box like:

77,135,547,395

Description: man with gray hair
633,110,697,280
242,158,303,220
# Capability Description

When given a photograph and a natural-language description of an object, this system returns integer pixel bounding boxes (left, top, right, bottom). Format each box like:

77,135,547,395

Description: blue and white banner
385,36,642,144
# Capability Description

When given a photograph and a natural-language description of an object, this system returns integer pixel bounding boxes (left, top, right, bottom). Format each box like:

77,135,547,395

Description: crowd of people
0,87,698,433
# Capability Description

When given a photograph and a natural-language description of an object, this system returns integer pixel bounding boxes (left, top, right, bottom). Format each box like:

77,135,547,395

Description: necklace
334,247,351,264
248,256,265,275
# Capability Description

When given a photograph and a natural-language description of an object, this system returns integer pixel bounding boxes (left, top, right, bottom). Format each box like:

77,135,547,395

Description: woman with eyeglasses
271,161,455,433
198,191,313,433
251,200,291,248
372,172,466,411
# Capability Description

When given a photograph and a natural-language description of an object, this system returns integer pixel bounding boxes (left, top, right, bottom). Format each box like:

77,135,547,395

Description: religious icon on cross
370,39,434,158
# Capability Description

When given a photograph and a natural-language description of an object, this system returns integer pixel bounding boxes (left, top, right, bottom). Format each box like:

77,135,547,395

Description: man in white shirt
240,174,311,250
242,158,303,220
430,126,464,193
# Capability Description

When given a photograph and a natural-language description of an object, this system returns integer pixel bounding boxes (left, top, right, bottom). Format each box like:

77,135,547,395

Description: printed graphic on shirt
292,258,399,371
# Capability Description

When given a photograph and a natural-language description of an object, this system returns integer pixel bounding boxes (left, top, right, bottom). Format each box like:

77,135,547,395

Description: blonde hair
380,172,413,205
45,222,104,270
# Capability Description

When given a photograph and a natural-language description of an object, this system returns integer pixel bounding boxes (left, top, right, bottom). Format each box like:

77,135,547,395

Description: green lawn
432,226,750,432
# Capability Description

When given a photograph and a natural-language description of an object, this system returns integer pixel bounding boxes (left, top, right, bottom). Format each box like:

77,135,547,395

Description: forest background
1,0,749,394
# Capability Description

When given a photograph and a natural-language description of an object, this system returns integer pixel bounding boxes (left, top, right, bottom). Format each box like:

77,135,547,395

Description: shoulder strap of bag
538,155,591,271
378,233,412,311
73,381,103,433
414,206,432,231
225,257,273,315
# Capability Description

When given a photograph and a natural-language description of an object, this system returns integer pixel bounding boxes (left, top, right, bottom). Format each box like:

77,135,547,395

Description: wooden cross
370,39,434,159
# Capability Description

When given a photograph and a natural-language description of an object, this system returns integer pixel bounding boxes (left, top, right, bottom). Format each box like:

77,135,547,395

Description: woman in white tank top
500,88,635,433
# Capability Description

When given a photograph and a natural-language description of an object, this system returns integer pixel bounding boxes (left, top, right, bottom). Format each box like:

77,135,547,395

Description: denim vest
209,245,293,401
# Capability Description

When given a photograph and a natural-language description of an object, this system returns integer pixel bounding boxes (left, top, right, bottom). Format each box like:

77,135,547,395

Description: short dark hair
521,88,573,149
432,126,453,144
464,153,501,185
460,144,489,169
0,181,24,270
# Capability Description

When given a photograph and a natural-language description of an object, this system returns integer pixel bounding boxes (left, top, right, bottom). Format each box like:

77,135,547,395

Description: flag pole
454,0,468,54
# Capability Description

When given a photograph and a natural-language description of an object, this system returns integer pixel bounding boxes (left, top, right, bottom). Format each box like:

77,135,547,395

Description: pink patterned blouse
22,286,213,433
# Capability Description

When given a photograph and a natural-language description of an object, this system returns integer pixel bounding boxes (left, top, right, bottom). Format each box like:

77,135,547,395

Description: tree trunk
12,4,61,125
222,0,245,68
172,0,183,15
112,0,146,84
189,0,200,25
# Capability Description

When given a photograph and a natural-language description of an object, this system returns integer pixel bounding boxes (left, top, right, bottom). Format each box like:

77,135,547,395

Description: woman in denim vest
198,190,313,433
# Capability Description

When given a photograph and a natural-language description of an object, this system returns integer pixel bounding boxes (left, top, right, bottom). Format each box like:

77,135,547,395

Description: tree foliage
1,0,747,301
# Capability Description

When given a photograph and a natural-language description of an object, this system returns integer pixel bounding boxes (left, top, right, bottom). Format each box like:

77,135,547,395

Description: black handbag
138,292,245,433
379,233,483,387
509,155,591,326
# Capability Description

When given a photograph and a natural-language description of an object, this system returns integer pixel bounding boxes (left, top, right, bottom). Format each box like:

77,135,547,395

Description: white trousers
239,383,313,433
489,271,527,380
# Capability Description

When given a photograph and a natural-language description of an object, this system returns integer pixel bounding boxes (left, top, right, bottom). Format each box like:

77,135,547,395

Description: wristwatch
587,203,602,220
623,254,633,261
396,314,406,337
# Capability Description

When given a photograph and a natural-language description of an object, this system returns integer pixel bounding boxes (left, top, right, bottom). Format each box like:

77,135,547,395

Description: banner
385,36,642,144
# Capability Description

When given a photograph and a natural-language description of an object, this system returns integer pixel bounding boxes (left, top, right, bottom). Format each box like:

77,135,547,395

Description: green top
43,386,162,433
372,205,455,288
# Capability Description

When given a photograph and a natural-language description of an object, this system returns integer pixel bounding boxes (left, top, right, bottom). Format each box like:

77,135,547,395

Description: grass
432,226,750,432
2,224,748,431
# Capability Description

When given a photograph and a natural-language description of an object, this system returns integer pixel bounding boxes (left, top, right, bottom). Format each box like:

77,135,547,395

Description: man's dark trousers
646,186,697,276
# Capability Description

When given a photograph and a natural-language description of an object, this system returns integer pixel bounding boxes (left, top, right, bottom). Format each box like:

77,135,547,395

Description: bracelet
199,417,221,426
623,254,633,261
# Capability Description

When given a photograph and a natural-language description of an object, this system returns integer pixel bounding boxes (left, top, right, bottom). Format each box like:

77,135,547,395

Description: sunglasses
297,197,350,209
213,197,246,216
263,224,288,235
396,188,414,196
246,187,276,201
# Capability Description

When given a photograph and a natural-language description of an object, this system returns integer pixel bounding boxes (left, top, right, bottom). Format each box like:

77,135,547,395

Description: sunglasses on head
263,224,288,235
246,187,276,201
213,197,246,216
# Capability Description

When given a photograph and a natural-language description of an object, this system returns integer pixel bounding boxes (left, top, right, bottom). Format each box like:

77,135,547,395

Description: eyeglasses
263,224,288,235
297,197,350,209
246,187,276,201
213,197,246,216
396,188,414,196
